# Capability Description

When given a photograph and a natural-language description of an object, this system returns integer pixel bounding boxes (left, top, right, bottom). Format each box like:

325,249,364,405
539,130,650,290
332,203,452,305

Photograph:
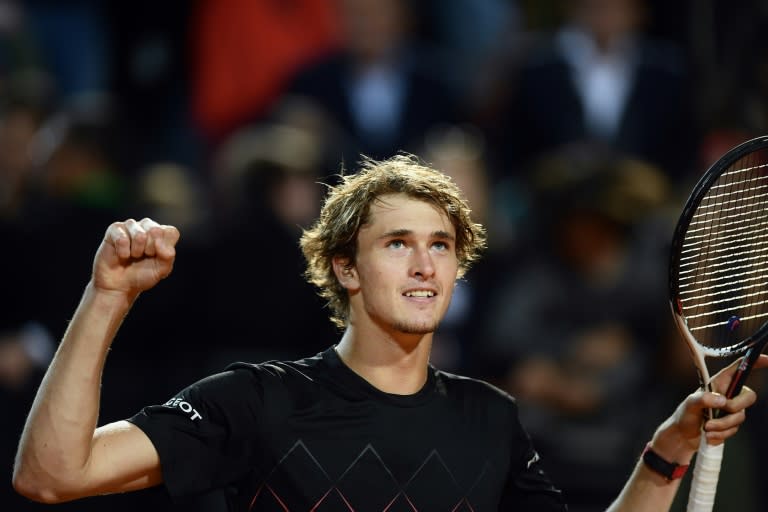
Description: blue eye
433,241,449,251
388,239,405,249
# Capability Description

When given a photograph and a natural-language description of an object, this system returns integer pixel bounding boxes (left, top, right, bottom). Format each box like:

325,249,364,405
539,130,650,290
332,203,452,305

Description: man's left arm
607,354,768,512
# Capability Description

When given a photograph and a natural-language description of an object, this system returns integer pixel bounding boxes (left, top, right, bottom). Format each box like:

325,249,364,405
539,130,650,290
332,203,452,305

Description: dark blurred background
3,0,768,511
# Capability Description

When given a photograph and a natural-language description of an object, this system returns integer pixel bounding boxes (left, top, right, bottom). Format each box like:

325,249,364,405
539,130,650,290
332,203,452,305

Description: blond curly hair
300,154,487,328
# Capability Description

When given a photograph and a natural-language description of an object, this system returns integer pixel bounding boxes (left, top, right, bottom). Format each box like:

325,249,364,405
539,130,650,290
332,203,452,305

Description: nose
410,245,435,279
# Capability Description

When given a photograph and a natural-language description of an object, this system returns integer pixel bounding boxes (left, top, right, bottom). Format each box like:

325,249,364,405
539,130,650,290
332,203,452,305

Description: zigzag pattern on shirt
248,439,492,511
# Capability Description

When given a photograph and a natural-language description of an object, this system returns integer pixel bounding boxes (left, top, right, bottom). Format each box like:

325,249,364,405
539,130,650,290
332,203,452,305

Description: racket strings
679,149,768,347
690,309,768,332
686,197,768,231
682,280,768,309
685,297,768,321
680,220,768,256
679,268,768,294
680,249,766,280
691,182,768,208
713,161,768,180
679,244,768,273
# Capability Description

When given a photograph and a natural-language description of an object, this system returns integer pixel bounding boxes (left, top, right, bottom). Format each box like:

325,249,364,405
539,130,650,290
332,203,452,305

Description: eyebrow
378,229,455,241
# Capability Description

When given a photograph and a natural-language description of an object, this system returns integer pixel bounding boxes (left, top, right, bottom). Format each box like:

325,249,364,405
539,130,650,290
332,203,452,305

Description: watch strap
642,443,689,480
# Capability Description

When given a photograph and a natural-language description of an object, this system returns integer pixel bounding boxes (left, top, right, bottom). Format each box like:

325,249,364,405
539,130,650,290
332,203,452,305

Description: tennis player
13,155,766,511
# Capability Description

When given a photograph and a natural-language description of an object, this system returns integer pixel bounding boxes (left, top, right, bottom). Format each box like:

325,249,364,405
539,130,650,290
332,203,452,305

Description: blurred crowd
3,0,768,511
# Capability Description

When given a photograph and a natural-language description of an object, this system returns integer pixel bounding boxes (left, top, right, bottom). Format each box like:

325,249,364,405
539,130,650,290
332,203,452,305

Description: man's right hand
93,218,180,296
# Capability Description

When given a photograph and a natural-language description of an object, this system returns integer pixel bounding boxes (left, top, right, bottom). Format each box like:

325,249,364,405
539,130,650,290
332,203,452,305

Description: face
339,0,406,62
337,193,459,337
574,0,641,48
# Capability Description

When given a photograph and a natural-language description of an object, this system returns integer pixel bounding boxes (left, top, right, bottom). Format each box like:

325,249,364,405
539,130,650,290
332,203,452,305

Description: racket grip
686,436,724,512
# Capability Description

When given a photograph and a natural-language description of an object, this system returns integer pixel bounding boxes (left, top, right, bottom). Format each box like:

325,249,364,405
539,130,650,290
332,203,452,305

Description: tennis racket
668,135,768,511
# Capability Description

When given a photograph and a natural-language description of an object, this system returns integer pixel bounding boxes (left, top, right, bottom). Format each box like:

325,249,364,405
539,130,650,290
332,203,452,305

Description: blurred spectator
0,93,54,512
424,125,491,228
0,91,48,214
202,120,338,371
711,16,768,143
489,0,698,183
419,124,493,371
0,0,49,100
191,0,341,144
0,91,54,386
283,0,463,166
134,162,212,243
413,0,521,99
19,107,130,397
106,1,200,173
24,0,109,110
475,153,673,511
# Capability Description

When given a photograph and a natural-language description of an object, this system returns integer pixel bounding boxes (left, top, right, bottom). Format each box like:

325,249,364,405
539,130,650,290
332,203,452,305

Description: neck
335,325,432,395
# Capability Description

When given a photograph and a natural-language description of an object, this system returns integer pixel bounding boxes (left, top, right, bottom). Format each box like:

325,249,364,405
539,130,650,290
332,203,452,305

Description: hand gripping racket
669,135,768,512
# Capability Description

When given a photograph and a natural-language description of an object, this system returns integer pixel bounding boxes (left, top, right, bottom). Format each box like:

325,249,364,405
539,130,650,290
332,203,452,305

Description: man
12,154,765,510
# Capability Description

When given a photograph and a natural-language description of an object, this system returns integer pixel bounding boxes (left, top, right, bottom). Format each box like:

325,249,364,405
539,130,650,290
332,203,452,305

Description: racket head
669,135,768,359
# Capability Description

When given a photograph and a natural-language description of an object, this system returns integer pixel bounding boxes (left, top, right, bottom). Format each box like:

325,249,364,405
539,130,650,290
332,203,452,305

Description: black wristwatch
642,443,689,480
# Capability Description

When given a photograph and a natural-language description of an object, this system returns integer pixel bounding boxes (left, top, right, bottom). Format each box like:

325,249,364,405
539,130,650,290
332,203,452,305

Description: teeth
405,290,435,297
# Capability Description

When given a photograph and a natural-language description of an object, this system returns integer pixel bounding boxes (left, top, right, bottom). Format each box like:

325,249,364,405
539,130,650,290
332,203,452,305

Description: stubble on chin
392,318,441,335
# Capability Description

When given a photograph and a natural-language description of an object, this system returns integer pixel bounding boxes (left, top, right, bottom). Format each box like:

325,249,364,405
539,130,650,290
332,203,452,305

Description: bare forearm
607,420,696,512
13,282,136,497
606,460,682,512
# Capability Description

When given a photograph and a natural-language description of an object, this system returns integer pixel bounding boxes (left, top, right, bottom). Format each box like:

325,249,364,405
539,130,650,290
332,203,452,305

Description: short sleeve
499,400,568,511
127,366,274,500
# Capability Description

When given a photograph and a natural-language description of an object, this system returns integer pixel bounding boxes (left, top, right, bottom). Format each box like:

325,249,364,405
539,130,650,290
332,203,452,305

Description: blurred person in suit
284,0,462,165
488,0,698,183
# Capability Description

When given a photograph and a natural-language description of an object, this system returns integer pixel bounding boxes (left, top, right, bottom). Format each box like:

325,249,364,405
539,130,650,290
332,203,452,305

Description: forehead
362,193,454,234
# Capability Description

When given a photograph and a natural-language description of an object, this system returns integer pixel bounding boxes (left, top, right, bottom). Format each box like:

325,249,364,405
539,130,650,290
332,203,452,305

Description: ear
332,256,360,290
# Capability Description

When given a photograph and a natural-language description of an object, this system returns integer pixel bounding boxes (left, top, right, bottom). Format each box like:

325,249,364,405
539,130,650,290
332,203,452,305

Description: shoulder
216,351,328,397
433,368,518,410
220,349,322,373
225,351,325,380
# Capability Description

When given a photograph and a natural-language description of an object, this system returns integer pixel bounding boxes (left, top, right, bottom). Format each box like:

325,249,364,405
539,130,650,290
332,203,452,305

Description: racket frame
668,135,768,512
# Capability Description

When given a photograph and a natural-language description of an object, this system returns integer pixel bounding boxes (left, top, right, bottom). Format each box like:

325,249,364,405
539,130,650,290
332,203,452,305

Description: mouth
403,289,436,298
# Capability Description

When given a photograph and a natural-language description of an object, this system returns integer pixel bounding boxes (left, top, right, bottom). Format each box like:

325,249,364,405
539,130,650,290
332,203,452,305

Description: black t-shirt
128,347,566,511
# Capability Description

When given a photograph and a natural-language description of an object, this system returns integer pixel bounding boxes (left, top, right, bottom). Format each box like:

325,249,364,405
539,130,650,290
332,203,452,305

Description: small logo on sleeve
164,397,203,421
